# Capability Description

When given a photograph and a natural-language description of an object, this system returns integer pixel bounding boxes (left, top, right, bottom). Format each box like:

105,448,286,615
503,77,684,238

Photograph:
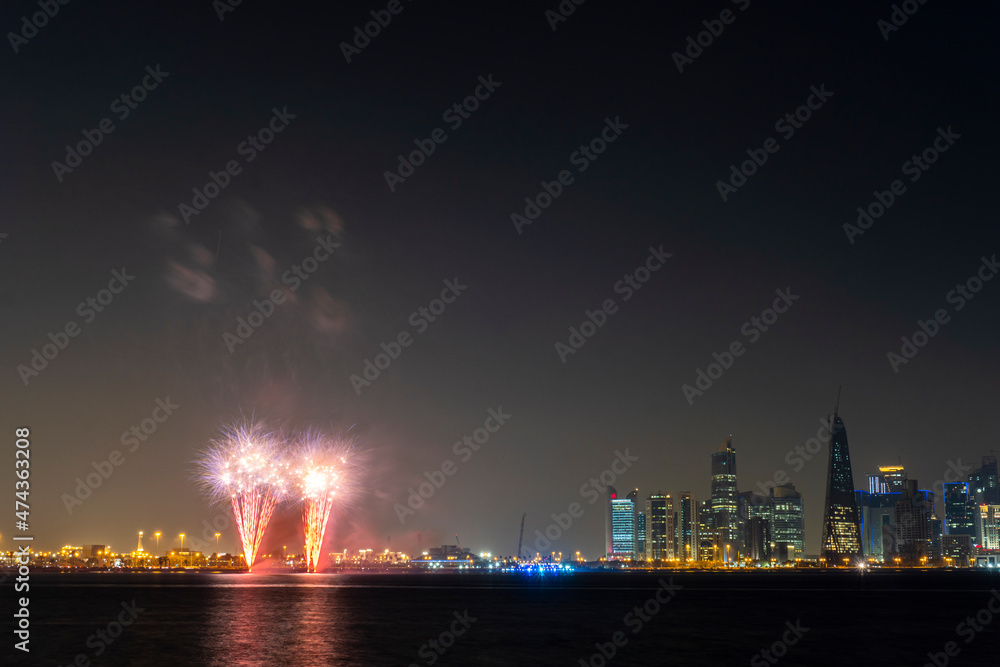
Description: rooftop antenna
834,386,842,416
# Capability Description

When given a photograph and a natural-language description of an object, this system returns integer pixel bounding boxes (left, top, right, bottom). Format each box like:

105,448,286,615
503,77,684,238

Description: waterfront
8,570,1000,666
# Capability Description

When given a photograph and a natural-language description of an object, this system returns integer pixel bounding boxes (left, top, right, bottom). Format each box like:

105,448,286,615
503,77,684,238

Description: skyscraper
943,482,976,538
746,517,772,562
969,455,999,506
636,511,647,561
879,465,906,493
980,505,1000,550
677,491,697,562
821,406,863,564
610,489,637,560
606,486,616,558
697,499,715,561
711,436,739,562
859,466,903,562
894,479,934,561
771,483,805,561
739,491,772,562
646,492,673,562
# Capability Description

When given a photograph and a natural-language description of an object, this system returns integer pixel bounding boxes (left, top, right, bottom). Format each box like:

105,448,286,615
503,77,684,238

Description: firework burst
196,422,289,571
292,432,356,572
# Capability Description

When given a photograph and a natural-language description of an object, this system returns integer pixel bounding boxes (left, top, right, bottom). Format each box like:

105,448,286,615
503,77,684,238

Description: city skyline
17,412,999,564
5,1,1000,664
4,0,998,574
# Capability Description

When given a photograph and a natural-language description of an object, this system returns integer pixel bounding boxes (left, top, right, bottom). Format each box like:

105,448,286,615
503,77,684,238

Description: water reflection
201,575,348,666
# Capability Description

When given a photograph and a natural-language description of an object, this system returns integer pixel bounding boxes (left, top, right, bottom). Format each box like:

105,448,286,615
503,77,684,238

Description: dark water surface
6,570,1000,666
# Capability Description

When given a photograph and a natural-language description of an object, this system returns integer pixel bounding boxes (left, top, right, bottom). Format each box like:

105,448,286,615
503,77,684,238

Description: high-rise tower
771,483,805,561
645,492,673,561
677,492,697,562
710,436,739,562
943,482,976,538
821,396,863,564
610,489,637,559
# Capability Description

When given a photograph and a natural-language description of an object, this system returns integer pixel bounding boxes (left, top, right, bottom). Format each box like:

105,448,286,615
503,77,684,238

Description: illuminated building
942,534,972,563
610,489,637,559
770,484,804,562
738,491,770,561
855,489,869,558
82,545,109,565
980,505,1000,550
859,466,907,561
856,485,900,562
969,455,999,506
645,492,673,561
820,410,863,563
944,482,976,538
893,480,934,561
746,516,771,562
930,517,943,560
167,548,206,567
677,491,697,561
868,474,888,495
59,545,84,559
605,487,616,558
414,545,478,570
697,499,716,561
636,511,647,561
710,436,739,562
878,465,906,493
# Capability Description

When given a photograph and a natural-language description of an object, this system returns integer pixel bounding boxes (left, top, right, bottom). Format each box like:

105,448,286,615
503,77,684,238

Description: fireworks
196,421,357,573
196,422,289,572
293,432,356,573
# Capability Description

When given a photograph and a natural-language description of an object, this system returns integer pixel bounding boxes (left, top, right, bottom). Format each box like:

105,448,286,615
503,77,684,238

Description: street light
180,533,185,549
155,532,161,553
215,533,221,554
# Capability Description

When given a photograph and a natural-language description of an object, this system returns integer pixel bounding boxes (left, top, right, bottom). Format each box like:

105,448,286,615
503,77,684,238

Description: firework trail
197,422,289,571
293,432,356,572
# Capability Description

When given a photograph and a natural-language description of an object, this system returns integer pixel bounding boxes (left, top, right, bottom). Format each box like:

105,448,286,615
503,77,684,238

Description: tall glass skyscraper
646,492,672,561
771,483,805,561
610,489,637,559
857,475,901,562
980,505,1000,550
894,480,934,560
677,491,697,562
739,490,772,562
943,482,976,538
636,511,647,560
969,455,999,506
710,436,739,562
821,410,863,563
697,499,715,561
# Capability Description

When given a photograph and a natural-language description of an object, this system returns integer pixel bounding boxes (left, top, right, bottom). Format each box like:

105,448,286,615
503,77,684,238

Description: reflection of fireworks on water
293,432,356,573
196,422,288,572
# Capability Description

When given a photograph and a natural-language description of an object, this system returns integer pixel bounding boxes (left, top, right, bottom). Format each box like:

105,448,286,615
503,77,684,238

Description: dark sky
3,0,998,558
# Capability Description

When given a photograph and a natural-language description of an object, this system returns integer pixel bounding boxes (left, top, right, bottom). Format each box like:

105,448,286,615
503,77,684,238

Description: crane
517,513,526,560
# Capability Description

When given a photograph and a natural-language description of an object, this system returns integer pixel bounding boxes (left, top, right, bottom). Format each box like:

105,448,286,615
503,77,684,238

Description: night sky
3,0,998,559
